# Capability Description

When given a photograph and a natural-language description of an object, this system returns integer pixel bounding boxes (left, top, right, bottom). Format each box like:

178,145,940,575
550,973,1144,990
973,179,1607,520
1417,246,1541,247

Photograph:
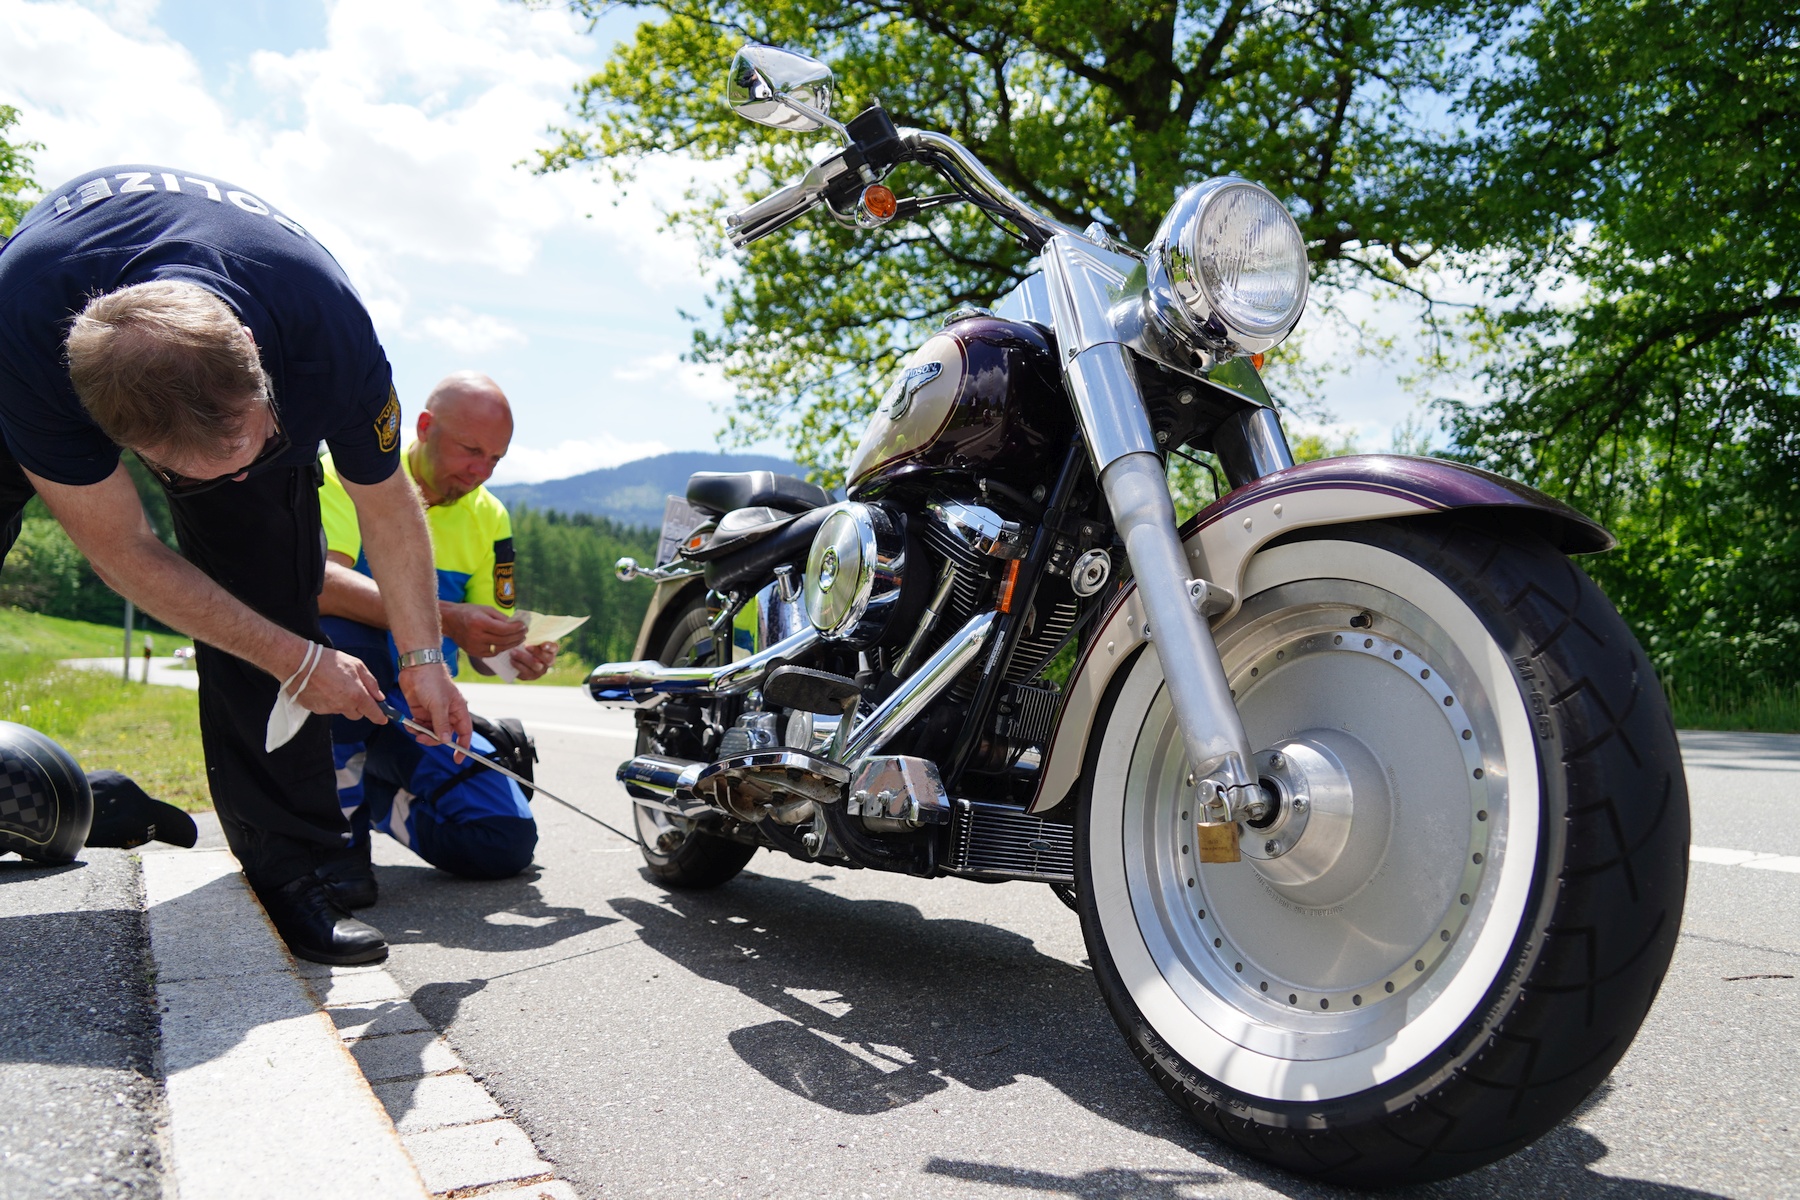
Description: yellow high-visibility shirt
318,443,515,673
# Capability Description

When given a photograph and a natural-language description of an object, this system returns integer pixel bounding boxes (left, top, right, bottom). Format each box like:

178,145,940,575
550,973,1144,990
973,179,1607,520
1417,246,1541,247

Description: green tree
1436,0,1799,702
508,507,658,664
542,0,1507,475
0,104,40,240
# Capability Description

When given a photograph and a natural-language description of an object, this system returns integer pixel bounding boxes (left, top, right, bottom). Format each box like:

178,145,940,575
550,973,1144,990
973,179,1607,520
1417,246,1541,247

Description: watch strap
397,647,448,670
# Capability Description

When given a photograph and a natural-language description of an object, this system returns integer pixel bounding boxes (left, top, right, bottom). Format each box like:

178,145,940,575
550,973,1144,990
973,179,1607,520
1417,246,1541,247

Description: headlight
1147,178,1308,354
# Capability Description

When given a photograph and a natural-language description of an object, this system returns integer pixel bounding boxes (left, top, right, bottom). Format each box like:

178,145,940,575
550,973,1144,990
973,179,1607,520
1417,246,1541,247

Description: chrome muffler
588,627,821,704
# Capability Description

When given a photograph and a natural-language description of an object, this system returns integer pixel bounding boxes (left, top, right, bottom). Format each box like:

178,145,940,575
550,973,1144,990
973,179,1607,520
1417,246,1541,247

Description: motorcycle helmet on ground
0,720,93,864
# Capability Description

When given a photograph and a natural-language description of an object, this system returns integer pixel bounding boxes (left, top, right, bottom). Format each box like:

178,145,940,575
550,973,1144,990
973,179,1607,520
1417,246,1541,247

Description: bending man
0,165,470,964
317,372,555,905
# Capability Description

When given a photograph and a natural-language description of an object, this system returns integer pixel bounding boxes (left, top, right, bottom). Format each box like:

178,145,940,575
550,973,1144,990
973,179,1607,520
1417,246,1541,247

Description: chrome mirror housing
727,45,835,133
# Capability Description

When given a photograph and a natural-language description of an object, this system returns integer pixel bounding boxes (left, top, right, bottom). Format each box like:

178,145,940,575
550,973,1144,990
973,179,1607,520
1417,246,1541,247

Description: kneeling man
316,372,556,906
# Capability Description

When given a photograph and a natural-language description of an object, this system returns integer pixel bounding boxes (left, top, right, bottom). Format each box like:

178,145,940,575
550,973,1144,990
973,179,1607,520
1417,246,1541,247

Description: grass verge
0,608,209,811
1668,683,1800,735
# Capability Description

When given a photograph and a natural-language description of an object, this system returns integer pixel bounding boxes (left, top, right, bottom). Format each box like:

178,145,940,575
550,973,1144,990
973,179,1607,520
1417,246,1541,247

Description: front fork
1058,328,1293,855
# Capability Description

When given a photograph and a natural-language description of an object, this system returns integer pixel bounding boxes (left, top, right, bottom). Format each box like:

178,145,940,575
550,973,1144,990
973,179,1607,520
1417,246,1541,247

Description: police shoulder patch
374,388,401,453
494,562,516,608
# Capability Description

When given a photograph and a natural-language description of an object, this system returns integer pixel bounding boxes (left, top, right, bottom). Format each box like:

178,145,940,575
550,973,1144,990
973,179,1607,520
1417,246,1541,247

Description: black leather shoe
315,859,378,910
261,874,388,965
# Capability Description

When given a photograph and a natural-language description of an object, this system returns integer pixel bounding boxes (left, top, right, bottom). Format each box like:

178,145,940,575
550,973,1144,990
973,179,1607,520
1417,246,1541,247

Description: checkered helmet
0,721,92,864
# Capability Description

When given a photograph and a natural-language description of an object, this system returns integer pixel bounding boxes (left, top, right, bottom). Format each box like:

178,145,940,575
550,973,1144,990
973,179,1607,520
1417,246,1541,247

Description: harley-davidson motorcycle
589,44,1689,1185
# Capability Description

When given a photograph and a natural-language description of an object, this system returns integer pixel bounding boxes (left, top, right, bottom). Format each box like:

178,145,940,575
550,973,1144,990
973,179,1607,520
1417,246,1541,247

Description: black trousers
0,448,349,891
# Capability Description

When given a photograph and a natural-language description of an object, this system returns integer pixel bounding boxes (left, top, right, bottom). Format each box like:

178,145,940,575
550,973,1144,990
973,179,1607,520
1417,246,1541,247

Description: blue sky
1,0,1442,482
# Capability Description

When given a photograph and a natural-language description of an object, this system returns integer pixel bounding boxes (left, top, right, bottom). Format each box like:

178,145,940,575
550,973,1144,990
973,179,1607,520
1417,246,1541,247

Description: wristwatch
397,647,449,670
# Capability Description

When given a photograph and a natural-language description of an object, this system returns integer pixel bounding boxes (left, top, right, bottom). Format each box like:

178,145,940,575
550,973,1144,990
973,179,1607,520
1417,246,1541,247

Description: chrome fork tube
1101,453,1256,797
1040,234,1257,806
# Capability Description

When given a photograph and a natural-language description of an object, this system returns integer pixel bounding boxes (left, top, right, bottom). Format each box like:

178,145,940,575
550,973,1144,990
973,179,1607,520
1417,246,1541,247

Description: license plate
656,495,707,566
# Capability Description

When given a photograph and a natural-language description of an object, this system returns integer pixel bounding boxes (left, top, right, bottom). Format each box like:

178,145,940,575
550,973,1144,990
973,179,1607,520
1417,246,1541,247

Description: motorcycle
591,44,1689,1186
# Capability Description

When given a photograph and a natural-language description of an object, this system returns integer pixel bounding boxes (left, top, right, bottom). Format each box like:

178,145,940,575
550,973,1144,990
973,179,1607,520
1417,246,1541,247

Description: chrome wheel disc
1090,540,1540,1100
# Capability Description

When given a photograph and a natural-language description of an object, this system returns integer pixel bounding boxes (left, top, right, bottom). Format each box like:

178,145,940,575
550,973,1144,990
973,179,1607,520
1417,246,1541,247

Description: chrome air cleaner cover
804,502,907,647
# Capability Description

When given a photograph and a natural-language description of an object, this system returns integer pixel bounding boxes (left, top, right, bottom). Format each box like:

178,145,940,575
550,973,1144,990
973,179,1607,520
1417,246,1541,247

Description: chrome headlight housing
804,502,906,647
1147,178,1308,355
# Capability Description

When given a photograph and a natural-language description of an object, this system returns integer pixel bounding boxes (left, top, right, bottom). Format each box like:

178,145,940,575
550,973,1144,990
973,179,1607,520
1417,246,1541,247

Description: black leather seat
686,470,830,516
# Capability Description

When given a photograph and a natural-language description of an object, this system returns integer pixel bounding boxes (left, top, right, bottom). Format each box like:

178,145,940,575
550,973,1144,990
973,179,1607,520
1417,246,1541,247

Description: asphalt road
362,683,1799,1199
0,849,164,1200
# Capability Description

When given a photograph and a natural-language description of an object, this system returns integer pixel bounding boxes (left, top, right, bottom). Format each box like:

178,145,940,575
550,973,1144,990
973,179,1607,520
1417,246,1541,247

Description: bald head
413,371,514,506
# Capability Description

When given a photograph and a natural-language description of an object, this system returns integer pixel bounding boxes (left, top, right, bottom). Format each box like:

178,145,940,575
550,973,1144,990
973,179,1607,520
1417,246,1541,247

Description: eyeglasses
141,404,292,496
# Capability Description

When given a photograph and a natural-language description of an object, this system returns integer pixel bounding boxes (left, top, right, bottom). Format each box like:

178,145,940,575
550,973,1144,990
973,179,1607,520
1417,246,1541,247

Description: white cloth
265,641,325,752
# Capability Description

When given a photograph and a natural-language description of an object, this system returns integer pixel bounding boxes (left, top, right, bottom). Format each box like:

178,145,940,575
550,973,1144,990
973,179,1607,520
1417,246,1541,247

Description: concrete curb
139,842,576,1199
141,847,429,1200
295,960,574,1199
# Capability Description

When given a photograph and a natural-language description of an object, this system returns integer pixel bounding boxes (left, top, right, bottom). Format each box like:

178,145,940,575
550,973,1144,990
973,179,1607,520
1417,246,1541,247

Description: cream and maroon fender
1030,454,1612,813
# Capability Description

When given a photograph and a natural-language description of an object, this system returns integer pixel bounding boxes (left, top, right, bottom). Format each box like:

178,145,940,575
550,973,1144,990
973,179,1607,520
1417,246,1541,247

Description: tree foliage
0,104,40,241
543,0,1501,472
508,507,657,663
1438,0,1799,695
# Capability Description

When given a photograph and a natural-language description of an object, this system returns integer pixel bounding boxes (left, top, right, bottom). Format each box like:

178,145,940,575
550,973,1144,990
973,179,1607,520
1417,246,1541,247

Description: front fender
1030,455,1609,813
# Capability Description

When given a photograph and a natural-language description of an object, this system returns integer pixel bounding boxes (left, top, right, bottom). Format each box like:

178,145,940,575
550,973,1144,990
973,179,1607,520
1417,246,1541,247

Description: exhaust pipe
616,754,714,820
589,627,821,704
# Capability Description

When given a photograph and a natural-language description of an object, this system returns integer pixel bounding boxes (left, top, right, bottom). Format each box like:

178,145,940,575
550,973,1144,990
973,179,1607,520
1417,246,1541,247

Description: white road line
1691,845,1800,873
519,720,636,739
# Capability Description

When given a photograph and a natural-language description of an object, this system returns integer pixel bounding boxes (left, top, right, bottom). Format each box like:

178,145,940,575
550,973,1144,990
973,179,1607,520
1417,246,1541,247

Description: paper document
477,610,590,682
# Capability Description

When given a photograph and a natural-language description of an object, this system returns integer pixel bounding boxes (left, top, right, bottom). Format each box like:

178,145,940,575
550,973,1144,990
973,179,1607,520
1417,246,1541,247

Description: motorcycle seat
686,470,830,517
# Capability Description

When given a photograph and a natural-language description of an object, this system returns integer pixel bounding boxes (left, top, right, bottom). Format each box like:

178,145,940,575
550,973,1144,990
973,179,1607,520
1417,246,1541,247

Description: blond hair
65,280,269,458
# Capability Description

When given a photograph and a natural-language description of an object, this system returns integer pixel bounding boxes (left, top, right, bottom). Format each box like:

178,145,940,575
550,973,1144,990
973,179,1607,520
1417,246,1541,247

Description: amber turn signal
858,184,898,226
997,559,1022,613
1251,352,1265,370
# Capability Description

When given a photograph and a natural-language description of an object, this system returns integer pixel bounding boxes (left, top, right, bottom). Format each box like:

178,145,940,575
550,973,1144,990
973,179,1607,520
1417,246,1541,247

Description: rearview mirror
727,45,835,132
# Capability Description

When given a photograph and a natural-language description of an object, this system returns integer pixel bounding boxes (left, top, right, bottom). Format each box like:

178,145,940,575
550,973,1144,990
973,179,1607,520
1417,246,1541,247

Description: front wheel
1077,517,1688,1186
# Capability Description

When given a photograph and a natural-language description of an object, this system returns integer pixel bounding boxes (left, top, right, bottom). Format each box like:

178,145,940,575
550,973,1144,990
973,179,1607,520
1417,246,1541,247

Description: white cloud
0,0,715,347
413,307,527,353
492,434,672,485
612,351,735,406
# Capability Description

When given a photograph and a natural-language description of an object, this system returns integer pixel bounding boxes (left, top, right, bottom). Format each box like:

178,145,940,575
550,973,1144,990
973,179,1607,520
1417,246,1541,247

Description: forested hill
490,451,807,529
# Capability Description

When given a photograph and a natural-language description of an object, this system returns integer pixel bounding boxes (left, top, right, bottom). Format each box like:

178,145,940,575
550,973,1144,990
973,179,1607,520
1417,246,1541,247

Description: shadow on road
370,861,617,953
610,871,1731,1200
0,905,157,1074
608,873,1174,1131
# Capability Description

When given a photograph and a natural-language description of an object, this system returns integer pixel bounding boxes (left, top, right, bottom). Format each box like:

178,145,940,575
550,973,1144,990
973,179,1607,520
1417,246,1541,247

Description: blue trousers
329,661,536,880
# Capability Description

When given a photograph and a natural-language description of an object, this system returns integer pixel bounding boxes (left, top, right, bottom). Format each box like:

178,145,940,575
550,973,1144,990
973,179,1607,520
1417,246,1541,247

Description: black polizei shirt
0,165,400,488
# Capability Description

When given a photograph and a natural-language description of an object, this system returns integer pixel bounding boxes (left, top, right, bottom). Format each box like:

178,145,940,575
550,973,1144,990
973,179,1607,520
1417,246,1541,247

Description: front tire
1077,517,1687,1186
634,592,756,889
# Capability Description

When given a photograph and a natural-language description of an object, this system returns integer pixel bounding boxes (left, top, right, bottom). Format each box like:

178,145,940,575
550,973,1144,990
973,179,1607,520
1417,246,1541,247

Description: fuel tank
846,314,1071,498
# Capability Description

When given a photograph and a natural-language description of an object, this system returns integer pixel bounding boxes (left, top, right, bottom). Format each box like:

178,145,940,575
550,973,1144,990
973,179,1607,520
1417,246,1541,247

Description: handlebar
724,180,820,249
723,126,1088,252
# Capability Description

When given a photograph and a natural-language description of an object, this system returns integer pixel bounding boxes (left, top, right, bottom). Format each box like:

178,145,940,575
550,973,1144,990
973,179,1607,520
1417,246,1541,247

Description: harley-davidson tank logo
882,360,943,420
374,387,401,453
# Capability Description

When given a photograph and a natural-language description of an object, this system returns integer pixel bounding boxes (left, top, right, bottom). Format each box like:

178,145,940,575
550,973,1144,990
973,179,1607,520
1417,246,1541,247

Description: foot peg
763,665,860,714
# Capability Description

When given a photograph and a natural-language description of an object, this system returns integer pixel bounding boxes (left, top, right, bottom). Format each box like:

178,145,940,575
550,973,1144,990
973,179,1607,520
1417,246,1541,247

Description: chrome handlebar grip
725,180,821,249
